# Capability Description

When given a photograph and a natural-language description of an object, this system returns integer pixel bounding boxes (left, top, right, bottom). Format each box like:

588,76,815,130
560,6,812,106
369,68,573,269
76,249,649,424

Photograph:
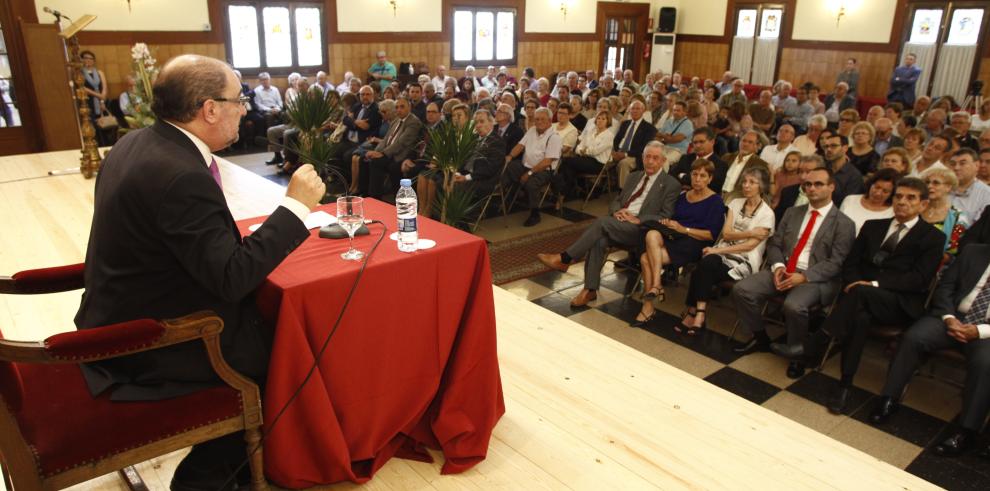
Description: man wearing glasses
669,127,726,192
787,177,944,414
732,162,856,382
822,134,864,206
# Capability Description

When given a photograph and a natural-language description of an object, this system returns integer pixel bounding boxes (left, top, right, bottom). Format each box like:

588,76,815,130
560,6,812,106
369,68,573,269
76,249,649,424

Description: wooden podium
57,15,101,178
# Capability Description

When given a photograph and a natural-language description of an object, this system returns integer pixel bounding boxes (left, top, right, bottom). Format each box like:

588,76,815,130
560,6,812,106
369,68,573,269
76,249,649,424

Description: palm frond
434,185,480,228
424,121,480,174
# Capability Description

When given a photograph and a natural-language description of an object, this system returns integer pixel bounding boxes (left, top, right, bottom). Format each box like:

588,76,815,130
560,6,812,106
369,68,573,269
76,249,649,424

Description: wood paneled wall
978,57,990,99
82,44,224,99
777,48,896,99
674,41,730,82
328,42,448,83
517,41,600,81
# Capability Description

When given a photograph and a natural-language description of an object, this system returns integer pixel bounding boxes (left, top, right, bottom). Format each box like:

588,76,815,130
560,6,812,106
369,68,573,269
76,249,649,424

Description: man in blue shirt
656,100,694,163
367,51,396,93
887,53,922,108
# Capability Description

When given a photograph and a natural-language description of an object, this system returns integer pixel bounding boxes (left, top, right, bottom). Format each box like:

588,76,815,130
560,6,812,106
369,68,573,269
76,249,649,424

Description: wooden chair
0,264,268,491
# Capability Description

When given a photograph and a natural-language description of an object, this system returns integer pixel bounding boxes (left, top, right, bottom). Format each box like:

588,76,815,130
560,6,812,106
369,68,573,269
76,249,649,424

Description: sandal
631,309,657,328
679,309,707,336
643,286,666,302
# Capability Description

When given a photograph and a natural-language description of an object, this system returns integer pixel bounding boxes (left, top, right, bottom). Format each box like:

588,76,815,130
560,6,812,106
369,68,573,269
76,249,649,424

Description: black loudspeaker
658,7,676,33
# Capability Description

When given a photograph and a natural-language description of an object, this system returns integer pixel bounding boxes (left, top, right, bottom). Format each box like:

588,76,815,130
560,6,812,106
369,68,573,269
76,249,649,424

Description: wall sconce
389,0,397,17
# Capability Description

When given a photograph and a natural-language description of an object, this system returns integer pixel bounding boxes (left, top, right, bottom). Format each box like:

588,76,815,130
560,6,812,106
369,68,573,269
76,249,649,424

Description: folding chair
578,160,616,210
472,158,513,232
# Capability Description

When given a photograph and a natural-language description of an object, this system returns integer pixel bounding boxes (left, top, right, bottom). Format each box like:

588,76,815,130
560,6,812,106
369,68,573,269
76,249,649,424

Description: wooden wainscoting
977,57,990,99
777,48,896,99
80,44,226,100
328,42,449,85
517,41,600,81
674,41,730,82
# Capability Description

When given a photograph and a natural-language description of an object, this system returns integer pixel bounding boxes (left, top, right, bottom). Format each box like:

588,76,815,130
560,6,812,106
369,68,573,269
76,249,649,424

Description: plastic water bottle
396,179,418,252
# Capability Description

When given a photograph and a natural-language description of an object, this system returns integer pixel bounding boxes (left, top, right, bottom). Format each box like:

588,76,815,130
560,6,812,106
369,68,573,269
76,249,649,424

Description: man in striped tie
868,243,990,459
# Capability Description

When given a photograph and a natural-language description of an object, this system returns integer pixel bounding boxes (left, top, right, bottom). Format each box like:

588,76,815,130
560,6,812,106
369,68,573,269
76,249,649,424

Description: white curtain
730,36,754,83
901,43,937,98
750,38,779,87
930,44,978,101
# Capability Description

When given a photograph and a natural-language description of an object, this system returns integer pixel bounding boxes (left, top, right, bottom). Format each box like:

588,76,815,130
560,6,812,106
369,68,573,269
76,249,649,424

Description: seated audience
537,143,679,306
503,108,563,226
972,100,990,133
748,90,776,134
253,71,283,130
348,99,396,194
872,118,902,156
670,127,728,192
877,147,911,177
793,115,827,156
921,166,969,256
495,103,525,150
722,130,770,200
823,134,865,206
732,165,856,380
839,168,898,234
949,148,990,223
824,82,855,125
612,101,658,187
912,134,951,176
362,97,423,199
847,122,880,176
554,103,579,156
781,86,815,133
980,147,990,186
656,100,694,162
772,151,803,208
634,159,725,327
836,108,859,137
789,177,944,413
866,243,990,460
569,96,588,132
717,79,747,109
560,110,616,192
333,85,382,181
677,167,774,335
760,124,797,173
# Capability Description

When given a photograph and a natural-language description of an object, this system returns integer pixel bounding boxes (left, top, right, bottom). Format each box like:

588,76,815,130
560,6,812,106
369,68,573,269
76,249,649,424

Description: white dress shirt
773,201,833,272
722,153,753,193
759,143,796,173
943,262,990,339
576,126,616,164
253,85,282,112
555,122,579,151
519,127,563,170
165,121,309,224
625,172,661,216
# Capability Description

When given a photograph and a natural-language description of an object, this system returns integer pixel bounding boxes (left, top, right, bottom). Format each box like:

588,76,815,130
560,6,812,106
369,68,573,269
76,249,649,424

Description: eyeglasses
924,179,947,186
201,95,251,106
822,143,843,149
801,181,829,188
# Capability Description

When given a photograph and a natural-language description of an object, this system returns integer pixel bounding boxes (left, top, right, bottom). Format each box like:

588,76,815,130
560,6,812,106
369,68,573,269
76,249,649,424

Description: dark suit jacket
610,170,681,222
766,204,856,286
773,184,802,225
824,94,857,112
497,123,525,152
343,101,382,144
240,82,259,112
959,204,990,251
720,152,770,199
669,153,728,193
930,244,990,318
375,114,424,162
842,218,944,318
571,113,588,133
462,132,506,195
75,121,310,400
612,118,658,168
411,101,427,123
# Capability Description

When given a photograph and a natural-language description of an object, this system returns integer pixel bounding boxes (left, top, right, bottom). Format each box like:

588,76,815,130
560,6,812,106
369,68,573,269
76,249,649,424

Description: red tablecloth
239,199,504,488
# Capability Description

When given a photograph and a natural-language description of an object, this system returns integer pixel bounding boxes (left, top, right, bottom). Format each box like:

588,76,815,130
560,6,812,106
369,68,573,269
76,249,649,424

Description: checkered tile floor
503,259,990,490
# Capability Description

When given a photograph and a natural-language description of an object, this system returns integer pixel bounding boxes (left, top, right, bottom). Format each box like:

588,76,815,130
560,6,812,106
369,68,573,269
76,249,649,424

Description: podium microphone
42,6,69,21
254,136,368,238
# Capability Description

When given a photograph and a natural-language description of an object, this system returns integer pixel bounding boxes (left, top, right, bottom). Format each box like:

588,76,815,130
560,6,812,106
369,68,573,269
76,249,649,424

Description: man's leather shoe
868,397,900,425
523,212,541,227
570,289,597,307
265,153,283,165
732,337,770,355
771,342,804,359
785,361,805,379
537,253,569,273
934,431,975,457
827,386,851,414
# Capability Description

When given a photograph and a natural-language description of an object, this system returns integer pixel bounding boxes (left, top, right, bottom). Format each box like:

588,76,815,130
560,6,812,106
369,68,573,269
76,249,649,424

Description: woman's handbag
95,110,118,130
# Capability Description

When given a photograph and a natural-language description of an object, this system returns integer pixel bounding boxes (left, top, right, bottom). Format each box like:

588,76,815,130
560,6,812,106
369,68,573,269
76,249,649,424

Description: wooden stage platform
0,149,940,490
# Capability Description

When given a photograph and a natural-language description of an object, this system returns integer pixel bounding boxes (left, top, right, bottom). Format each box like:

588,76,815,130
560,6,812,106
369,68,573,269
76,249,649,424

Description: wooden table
0,148,940,490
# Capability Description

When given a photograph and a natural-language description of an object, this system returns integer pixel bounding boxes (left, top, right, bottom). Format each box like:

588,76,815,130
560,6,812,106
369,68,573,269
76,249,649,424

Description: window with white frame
224,1,325,75
452,7,517,68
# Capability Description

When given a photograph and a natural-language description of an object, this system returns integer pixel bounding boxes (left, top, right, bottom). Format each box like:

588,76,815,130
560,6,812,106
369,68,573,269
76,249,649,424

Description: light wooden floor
0,149,941,490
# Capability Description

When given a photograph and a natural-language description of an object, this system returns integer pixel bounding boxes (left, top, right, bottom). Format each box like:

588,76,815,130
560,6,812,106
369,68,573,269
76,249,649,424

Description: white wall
675,0,727,36
524,0,652,34
792,0,896,43
36,0,211,31
336,0,442,32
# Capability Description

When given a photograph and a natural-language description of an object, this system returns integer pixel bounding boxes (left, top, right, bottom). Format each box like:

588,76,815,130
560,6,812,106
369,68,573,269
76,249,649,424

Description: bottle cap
400,179,412,187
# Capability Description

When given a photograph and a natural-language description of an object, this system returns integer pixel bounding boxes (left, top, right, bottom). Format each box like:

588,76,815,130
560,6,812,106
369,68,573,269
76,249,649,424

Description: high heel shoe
643,286,666,302
631,310,657,327
674,309,706,335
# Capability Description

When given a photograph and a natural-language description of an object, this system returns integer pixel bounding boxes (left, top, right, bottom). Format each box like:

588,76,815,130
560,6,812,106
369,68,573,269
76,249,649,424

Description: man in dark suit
872,117,903,156
732,167,856,380
824,82,856,116
823,134,864,207
959,204,990,249
669,127,727,192
720,130,770,200
407,82,427,122
786,177,945,413
336,85,382,176
538,142,680,307
74,55,325,489
233,69,264,149
612,100,658,188
363,97,425,199
495,102,525,150
867,244,990,458
887,53,922,108
459,109,506,199
774,155,826,225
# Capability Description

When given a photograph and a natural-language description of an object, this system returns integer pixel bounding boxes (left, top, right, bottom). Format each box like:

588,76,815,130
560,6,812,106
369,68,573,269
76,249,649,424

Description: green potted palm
283,87,341,179
423,120,480,227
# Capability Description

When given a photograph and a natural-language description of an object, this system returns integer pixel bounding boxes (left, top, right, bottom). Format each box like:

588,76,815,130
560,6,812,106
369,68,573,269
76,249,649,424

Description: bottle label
398,217,418,233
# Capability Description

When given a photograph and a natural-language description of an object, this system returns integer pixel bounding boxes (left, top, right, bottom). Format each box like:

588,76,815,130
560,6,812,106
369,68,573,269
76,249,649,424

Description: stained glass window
759,9,782,38
946,9,983,46
736,9,757,37
909,9,943,44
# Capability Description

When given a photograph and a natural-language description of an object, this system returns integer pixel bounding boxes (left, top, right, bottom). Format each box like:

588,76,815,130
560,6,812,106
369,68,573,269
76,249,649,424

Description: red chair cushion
12,363,243,477
10,264,84,292
44,320,166,360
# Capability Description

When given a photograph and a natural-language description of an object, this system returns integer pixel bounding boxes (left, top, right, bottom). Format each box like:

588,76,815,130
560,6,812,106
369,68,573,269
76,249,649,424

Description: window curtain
730,36,754,83
901,43,937,99
930,44,978,102
750,37,779,87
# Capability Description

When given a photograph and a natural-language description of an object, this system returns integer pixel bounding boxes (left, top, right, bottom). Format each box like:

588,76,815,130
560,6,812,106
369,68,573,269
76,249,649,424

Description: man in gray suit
537,142,680,307
731,160,856,379
364,96,424,199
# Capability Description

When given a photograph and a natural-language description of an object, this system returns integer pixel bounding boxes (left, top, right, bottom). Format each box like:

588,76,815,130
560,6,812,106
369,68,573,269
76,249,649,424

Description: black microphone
42,6,69,20
254,136,367,239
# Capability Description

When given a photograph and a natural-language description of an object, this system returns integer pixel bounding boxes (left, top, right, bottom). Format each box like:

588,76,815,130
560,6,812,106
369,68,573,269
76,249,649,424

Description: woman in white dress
839,168,898,235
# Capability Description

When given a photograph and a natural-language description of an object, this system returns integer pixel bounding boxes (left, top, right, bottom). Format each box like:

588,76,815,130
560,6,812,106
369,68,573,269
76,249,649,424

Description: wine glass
336,196,364,261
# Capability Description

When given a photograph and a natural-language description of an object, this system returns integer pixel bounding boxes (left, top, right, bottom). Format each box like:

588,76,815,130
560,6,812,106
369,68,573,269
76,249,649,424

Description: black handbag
641,220,686,241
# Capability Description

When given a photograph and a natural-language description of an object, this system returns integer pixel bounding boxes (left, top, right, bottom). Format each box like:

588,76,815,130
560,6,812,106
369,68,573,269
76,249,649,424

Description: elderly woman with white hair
793,114,828,156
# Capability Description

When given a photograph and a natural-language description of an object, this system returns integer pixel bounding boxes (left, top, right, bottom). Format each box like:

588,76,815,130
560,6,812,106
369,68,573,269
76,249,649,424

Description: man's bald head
152,55,233,123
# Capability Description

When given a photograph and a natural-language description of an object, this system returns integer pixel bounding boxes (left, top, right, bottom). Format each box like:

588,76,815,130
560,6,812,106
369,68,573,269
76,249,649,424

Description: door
597,2,649,80
729,4,784,86
901,2,988,103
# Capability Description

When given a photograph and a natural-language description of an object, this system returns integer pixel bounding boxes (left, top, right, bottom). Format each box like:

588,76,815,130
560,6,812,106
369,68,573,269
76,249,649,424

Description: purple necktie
209,158,223,190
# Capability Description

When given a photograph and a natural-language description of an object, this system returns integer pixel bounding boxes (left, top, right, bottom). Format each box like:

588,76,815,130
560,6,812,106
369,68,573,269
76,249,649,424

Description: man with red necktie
731,165,856,380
